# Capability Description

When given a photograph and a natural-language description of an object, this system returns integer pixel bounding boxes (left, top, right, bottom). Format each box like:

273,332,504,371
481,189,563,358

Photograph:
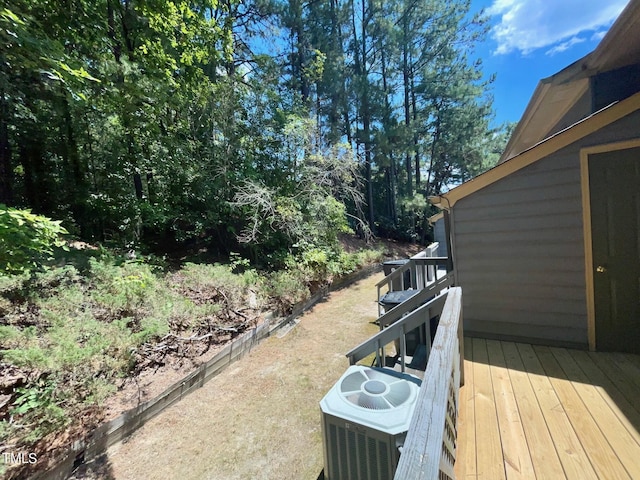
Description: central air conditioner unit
320,365,421,480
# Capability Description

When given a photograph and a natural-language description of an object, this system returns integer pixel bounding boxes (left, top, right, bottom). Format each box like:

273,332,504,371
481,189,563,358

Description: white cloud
488,0,630,55
545,36,586,56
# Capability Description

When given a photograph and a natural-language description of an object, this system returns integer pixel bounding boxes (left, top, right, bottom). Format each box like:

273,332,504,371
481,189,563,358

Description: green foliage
260,241,384,314
11,378,70,442
0,237,383,453
0,252,273,447
0,0,507,252
262,269,310,312
89,258,158,314
0,206,68,274
232,117,360,264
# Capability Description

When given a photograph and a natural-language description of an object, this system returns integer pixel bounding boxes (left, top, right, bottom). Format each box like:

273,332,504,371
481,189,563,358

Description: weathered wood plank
486,340,536,479
500,342,566,479
471,338,506,480
393,287,462,480
346,292,447,365
532,345,630,480
378,272,455,329
549,347,640,478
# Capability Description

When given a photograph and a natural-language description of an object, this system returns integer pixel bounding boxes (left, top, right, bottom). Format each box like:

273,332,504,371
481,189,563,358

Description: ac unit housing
320,365,421,480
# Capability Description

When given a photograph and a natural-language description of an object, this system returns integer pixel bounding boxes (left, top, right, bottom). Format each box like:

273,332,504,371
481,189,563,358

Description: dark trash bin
382,259,411,291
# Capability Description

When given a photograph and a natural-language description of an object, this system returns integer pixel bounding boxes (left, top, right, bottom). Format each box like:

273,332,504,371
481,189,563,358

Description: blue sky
470,0,631,126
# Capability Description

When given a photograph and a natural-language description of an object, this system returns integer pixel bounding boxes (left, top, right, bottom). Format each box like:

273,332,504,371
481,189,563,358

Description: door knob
596,265,607,273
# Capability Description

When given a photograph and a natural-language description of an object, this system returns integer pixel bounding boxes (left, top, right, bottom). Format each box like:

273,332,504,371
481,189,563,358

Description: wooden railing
376,245,450,316
378,272,455,330
394,287,463,480
411,242,439,285
346,291,448,371
344,287,464,480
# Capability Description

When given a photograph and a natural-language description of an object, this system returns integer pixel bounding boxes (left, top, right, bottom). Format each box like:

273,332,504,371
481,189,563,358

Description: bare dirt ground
80,270,385,480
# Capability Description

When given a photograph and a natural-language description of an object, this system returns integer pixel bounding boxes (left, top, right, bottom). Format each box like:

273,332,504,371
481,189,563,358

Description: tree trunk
62,96,88,234
402,26,413,197
20,141,44,212
411,59,420,190
381,41,397,225
0,87,12,205
349,0,372,230
107,0,121,63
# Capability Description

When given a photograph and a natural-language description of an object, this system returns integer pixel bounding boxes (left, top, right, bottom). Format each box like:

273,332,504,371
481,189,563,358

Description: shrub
261,269,310,313
88,257,160,318
0,205,68,274
11,378,70,443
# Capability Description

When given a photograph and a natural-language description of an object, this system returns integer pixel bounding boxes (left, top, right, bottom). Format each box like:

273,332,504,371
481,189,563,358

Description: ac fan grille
339,368,412,410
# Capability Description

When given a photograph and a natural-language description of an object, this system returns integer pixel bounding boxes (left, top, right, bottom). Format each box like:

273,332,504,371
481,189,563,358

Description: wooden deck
455,338,640,480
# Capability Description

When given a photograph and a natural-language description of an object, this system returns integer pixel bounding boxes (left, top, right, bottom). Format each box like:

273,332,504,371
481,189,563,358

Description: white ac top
320,365,421,435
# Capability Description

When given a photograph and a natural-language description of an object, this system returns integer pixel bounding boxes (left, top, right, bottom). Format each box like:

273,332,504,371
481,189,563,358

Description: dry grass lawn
100,271,384,479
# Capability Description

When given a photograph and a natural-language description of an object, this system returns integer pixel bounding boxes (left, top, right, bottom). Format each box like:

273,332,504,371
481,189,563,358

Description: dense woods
1,0,508,260
0,2,512,473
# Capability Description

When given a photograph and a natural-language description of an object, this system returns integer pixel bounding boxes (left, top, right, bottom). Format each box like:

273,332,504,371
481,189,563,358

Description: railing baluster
400,325,407,372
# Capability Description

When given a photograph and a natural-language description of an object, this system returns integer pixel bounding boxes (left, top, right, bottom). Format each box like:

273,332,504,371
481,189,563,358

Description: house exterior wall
452,109,640,347
433,217,448,257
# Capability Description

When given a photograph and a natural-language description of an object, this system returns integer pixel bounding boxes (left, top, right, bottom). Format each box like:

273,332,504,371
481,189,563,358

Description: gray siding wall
433,218,448,257
452,109,640,347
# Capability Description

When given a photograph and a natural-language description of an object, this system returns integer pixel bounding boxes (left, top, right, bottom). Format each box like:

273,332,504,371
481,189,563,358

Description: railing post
393,287,463,480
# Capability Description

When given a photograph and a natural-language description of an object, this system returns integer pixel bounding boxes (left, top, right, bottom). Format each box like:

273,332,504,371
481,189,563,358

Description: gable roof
429,0,640,210
500,0,640,162
430,90,640,209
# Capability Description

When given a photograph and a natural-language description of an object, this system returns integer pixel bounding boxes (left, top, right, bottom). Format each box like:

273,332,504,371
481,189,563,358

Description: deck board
587,352,640,410
456,340,476,479
550,347,640,478
455,339,640,479
569,350,640,444
500,342,566,479
533,345,630,480
517,343,596,480
471,338,506,480
486,340,536,479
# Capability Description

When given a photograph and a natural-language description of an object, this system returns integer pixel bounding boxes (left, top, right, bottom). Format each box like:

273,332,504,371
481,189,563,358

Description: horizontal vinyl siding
434,219,448,256
453,109,640,346
453,149,586,345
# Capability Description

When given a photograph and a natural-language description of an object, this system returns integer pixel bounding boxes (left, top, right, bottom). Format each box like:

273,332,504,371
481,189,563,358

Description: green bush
262,269,310,312
0,241,383,450
89,258,157,311
0,205,68,274
174,262,260,306
11,379,70,442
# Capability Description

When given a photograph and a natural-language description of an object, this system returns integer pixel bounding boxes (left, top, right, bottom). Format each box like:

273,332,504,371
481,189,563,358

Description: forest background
0,1,511,474
1,0,511,262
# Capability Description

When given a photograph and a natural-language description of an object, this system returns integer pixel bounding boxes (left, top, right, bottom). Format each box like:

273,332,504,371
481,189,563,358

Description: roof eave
432,90,640,209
